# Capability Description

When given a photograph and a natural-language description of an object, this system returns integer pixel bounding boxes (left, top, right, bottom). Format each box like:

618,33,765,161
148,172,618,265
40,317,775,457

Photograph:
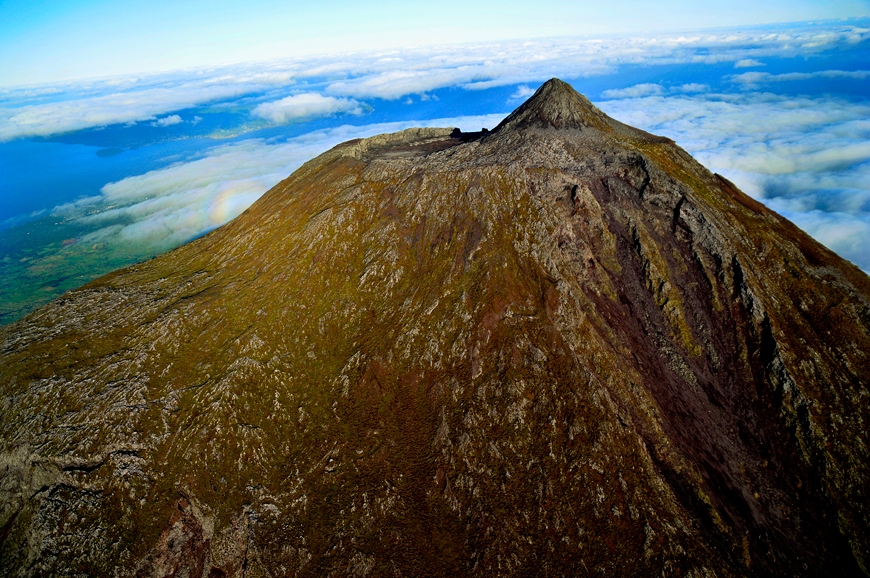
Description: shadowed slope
1,80,869,577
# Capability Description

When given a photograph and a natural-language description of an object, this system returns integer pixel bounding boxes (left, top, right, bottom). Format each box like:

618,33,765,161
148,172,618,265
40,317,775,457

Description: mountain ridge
1,78,869,577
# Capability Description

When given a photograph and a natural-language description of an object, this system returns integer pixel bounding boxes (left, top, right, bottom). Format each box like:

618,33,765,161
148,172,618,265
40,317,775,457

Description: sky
1,1,870,323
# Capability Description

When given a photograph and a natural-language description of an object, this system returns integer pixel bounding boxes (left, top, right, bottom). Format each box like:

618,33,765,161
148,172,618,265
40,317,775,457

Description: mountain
1,79,869,577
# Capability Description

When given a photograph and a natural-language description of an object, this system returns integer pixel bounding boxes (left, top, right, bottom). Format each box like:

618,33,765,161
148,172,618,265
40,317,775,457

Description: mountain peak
492,78,614,133
2,77,870,576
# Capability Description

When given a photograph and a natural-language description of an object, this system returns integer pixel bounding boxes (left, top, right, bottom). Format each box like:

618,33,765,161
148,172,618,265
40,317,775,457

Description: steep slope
1,79,869,577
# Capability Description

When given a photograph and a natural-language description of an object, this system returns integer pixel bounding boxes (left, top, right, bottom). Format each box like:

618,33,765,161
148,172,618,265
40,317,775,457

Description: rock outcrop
1,79,869,577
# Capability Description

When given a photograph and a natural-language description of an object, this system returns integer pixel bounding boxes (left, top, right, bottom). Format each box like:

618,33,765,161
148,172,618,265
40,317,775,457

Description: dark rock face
1,79,869,577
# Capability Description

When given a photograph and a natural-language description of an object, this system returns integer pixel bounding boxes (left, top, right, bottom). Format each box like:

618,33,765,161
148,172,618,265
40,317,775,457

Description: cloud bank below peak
1,20,867,140
0,82,264,141
730,69,870,85
602,83,663,99
251,93,363,124
151,114,183,127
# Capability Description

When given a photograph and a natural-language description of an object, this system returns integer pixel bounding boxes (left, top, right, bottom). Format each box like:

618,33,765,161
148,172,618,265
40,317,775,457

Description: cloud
734,58,765,68
0,86,64,106
251,93,362,124
676,83,710,93
304,22,870,101
151,114,182,127
0,83,265,140
56,113,507,252
597,92,870,271
326,67,498,100
730,69,870,85
778,208,870,268
605,83,709,98
510,85,536,100
602,83,663,99
2,21,868,139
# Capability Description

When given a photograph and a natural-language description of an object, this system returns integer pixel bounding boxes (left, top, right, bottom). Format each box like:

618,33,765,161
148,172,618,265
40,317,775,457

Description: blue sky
1,2,870,323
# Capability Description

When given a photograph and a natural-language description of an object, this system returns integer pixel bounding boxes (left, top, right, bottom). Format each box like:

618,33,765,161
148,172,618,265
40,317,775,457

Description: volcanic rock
1,79,869,577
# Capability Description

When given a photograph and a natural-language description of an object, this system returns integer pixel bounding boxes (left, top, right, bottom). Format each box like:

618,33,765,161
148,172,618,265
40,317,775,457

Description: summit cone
492,77,626,132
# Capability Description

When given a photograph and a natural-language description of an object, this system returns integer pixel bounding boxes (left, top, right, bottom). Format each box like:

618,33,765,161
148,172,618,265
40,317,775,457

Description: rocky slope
1,79,869,577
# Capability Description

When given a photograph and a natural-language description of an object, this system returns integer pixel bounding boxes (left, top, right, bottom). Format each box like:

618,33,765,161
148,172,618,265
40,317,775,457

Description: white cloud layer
252,93,362,124
510,85,536,100
734,58,765,68
604,83,712,99
2,20,867,139
677,83,710,93
598,93,870,271
151,114,182,127
602,83,664,99
731,69,870,84
0,83,261,140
